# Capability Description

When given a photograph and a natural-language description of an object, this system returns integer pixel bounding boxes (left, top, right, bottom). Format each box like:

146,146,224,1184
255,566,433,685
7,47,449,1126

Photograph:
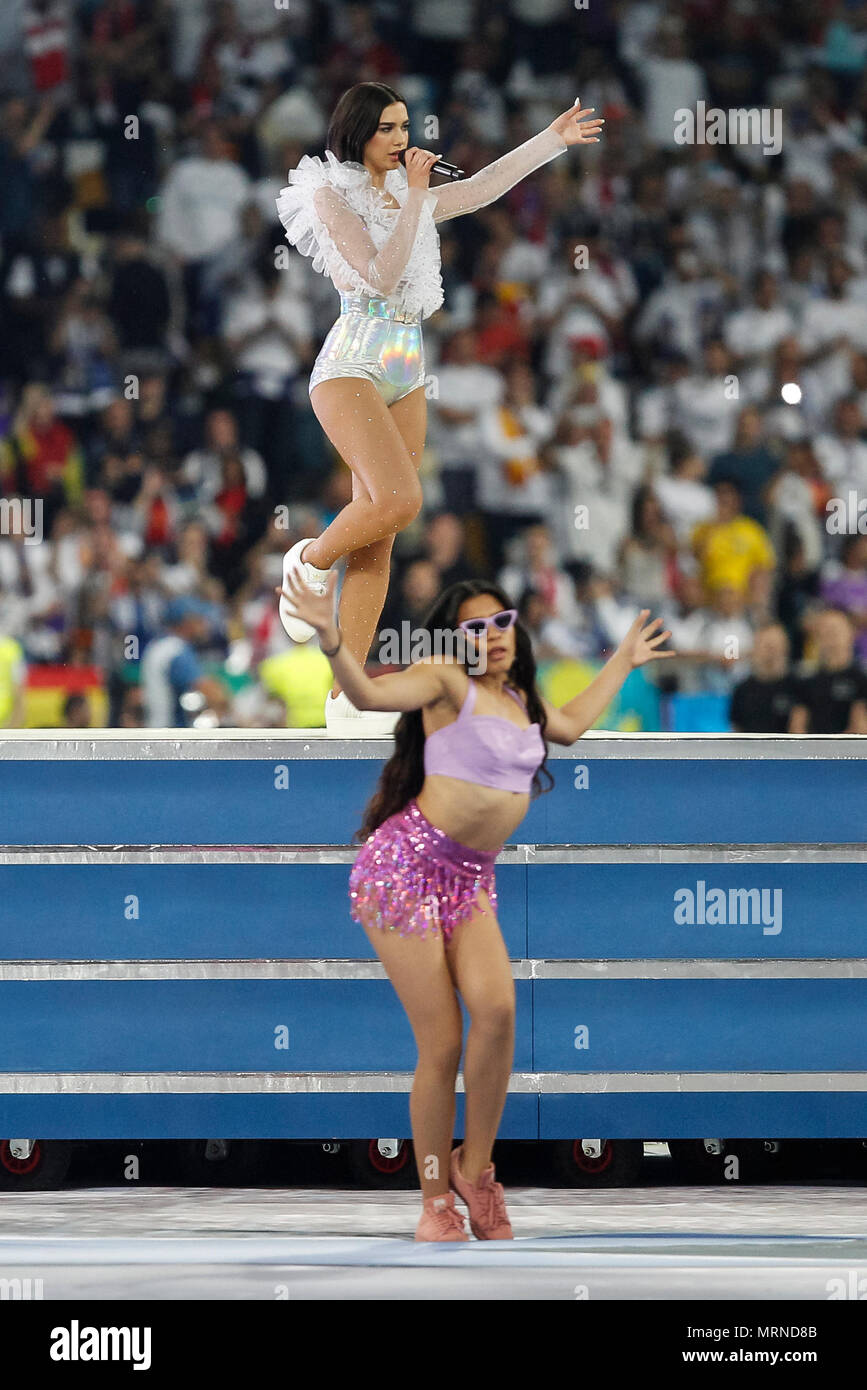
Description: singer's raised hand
403,147,440,190
549,100,605,146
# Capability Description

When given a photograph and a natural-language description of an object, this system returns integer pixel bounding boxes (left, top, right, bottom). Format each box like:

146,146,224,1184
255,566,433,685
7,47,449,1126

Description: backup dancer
275,81,604,735
277,566,675,1241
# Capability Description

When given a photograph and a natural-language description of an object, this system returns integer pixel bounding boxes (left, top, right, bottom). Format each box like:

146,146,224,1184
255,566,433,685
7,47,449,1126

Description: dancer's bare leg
357,909,463,1200
304,379,424,569
444,889,515,1184
327,385,428,699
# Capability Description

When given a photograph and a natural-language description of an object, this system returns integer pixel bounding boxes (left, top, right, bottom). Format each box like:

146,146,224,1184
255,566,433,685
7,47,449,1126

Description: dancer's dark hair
327,82,407,165
353,579,555,844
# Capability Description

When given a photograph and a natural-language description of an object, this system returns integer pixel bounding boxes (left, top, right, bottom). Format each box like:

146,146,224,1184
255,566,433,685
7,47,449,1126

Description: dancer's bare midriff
415,777,531,853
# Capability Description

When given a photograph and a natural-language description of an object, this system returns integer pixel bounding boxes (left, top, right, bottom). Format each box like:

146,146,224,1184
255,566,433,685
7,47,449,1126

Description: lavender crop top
423,676,545,794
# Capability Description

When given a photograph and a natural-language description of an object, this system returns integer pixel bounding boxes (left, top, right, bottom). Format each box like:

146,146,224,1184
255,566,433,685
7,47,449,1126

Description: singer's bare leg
306,380,427,699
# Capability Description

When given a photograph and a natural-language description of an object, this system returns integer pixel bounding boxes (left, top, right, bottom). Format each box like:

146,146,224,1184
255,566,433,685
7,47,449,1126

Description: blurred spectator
2,209,82,387
618,483,679,609
139,594,229,728
0,632,26,727
671,340,742,460
729,624,799,733
691,478,776,597
62,691,91,728
178,407,266,520
634,18,708,151
117,684,146,727
723,271,796,401
418,510,482,590
475,360,555,570
156,120,252,339
789,608,867,734
106,224,173,371
382,559,442,639
709,405,781,528
652,432,717,545
429,328,502,514
813,395,867,497
0,383,84,534
223,254,314,498
22,2,73,100
498,524,580,627
819,533,867,667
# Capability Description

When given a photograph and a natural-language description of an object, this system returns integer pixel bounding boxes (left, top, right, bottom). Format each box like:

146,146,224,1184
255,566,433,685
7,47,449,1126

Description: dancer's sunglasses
457,609,518,637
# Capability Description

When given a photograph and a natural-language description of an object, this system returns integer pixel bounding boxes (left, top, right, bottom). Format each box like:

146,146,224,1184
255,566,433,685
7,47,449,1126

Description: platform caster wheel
346,1139,418,1189
551,1139,643,1187
0,1139,73,1190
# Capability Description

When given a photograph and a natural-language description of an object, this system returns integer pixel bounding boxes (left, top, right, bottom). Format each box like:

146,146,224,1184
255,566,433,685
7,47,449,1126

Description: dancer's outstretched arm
276,570,452,712
430,100,604,225
539,610,677,745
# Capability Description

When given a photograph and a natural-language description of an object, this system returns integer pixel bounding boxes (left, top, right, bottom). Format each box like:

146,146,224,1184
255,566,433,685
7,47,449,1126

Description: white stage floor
3,1183,866,1299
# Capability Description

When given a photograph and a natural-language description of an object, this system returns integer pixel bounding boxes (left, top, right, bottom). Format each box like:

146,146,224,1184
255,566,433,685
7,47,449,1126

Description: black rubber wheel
175,1140,267,1186
346,1138,418,1189
551,1139,643,1187
0,1139,73,1190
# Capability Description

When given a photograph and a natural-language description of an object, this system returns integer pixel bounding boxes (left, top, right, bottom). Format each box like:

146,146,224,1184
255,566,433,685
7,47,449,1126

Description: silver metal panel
0,958,864,981
0,730,864,760
0,845,863,864
0,1071,864,1094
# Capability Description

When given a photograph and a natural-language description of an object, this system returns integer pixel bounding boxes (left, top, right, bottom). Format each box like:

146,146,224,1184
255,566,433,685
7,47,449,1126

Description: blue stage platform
0,730,864,1141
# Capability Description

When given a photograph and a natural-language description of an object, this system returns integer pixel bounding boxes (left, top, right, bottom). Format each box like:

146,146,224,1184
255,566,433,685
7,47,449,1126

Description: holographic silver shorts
308,293,426,406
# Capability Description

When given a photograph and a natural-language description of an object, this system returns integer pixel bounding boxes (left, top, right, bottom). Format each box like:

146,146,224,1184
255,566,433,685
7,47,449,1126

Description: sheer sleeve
430,127,568,225
312,184,439,297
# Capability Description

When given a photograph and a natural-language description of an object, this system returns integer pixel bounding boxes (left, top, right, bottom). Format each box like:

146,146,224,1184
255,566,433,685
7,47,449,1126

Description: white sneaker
279,537,331,643
324,689,401,738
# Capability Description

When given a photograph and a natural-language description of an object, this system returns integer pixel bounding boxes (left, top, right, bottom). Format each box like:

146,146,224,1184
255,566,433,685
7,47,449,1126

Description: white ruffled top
276,127,569,322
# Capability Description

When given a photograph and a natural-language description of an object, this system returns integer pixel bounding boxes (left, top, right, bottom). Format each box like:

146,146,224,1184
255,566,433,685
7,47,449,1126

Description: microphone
397,149,465,181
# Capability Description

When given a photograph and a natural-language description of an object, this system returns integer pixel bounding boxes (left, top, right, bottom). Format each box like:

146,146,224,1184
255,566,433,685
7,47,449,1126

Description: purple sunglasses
457,608,518,637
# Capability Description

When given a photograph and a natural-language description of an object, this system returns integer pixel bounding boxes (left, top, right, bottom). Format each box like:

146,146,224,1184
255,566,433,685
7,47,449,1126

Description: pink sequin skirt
348,798,500,944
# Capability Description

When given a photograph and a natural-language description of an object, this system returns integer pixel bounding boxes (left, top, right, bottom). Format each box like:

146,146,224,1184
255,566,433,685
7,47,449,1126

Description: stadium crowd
1,0,866,732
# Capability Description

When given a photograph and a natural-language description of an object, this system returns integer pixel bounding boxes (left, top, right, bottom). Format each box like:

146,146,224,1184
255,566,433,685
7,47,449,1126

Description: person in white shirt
538,226,639,381
497,521,581,627
548,415,634,577
223,256,315,496
634,249,725,364
670,339,743,459
799,255,867,403
179,408,267,513
660,569,750,695
156,122,252,338
724,271,797,401
429,328,504,512
814,396,867,496
652,433,717,545
633,19,708,151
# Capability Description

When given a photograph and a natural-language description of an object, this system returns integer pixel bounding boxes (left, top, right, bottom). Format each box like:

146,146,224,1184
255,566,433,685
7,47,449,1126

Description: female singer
275,81,603,735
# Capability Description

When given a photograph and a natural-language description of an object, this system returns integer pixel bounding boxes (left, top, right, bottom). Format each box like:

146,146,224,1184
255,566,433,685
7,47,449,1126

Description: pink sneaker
414,1190,468,1242
449,1144,514,1240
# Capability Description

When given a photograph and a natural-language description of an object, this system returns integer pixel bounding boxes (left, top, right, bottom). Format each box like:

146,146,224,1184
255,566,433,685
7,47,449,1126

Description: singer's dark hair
352,579,555,845
327,83,407,165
